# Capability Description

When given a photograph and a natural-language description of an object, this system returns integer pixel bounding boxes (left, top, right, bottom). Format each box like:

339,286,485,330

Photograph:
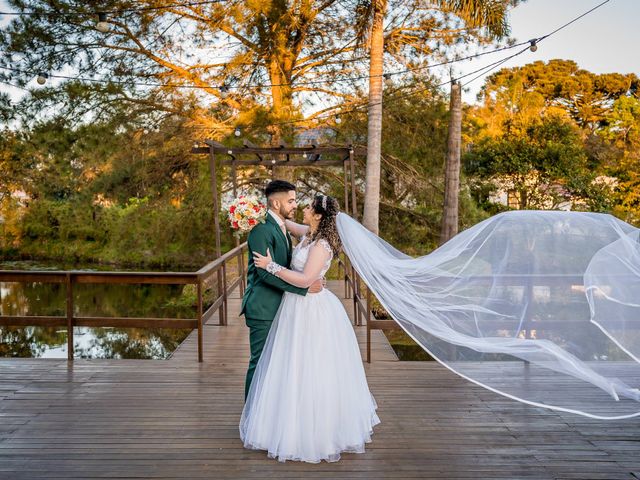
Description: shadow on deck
1,281,639,479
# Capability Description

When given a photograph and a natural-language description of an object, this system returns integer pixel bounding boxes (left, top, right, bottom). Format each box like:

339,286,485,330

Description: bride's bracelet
266,262,284,275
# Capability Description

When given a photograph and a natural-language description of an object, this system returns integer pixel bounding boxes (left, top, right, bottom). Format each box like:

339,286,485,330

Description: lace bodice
291,235,333,277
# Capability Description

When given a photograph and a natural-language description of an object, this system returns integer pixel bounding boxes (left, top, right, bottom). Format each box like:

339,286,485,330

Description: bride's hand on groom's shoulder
252,248,273,270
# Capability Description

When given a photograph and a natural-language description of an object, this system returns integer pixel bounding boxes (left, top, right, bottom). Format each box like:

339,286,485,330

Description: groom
240,180,324,400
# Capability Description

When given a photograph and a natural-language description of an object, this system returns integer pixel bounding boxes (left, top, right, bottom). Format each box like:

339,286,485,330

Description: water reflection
0,326,191,359
0,260,200,359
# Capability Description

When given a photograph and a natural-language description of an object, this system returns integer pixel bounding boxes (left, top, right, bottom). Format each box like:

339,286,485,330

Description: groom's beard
279,206,296,220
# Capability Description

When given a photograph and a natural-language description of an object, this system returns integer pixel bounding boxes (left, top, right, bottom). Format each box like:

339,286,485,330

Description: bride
239,194,380,463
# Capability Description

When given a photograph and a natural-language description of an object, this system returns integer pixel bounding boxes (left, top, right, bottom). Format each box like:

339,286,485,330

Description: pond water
0,259,199,359
383,329,434,361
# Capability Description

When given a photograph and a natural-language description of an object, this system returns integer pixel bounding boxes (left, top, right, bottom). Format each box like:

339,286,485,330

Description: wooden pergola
191,140,361,258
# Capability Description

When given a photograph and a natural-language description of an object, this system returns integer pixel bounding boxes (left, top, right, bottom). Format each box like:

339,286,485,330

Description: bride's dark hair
308,194,341,256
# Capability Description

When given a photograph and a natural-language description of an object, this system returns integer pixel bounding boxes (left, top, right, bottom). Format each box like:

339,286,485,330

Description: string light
96,12,109,33
234,127,241,137
0,0,609,94
0,1,226,16
0,0,609,134
0,41,530,93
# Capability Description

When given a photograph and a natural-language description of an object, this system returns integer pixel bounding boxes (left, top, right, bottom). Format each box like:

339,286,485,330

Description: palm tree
360,0,388,234
441,80,463,244
356,0,513,234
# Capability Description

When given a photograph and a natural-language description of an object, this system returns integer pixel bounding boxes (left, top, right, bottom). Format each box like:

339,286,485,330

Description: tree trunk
440,81,462,245
362,0,387,235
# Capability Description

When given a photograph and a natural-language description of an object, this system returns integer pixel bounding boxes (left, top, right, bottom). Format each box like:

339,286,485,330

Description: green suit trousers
244,317,272,400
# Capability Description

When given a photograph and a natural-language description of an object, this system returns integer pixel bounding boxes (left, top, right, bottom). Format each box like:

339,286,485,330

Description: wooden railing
0,242,248,362
337,254,400,363
337,253,600,363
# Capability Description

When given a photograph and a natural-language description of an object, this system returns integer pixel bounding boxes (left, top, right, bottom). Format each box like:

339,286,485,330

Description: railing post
222,262,228,326
217,267,224,326
238,247,245,297
345,257,351,299
66,272,74,361
352,268,359,325
197,279,203,362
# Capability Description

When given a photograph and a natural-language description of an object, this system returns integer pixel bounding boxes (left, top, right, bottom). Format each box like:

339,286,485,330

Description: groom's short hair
265,180,296,199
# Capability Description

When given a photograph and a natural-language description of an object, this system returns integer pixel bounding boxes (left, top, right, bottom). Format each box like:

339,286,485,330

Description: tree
357,0,513,234
361,0,387,231
334,80,487,253
601,96,640,223
476,60,639,134
441,80,462,244
1,0,368,139
464,115,611,211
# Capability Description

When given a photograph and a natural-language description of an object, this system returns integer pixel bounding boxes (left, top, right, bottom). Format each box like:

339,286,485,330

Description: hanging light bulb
219,84,229,99
96,12,109,33
234,127,241,137
227,149,233,155
36,73,48,85
271,159,277,164
529,39,538,52
335,116,342,124
383,73,393,88
302,152,308,159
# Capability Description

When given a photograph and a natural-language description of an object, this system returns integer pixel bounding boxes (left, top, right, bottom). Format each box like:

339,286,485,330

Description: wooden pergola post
207,144,225,325
207,144,222,259
349,146,357,219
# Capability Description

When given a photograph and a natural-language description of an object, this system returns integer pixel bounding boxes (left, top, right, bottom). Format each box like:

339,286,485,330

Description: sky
458,0,640,103
1,0,639,106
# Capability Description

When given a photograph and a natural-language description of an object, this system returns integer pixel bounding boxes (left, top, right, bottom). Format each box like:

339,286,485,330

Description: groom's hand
308,278,326,293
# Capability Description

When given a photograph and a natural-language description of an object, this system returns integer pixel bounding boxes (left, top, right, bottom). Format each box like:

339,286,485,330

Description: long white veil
336,210,640,419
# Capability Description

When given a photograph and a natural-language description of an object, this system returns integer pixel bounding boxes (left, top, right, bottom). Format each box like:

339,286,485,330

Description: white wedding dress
239,235,380,463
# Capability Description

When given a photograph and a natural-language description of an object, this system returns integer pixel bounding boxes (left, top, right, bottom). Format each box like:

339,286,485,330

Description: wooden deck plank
0,280,639,479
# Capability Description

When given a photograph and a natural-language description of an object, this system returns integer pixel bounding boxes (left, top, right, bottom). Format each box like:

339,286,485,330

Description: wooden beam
220,160,343,167
0,315,66,327
205,140,226,149
193,145,351,156
243,139,263,161
192,142,364,158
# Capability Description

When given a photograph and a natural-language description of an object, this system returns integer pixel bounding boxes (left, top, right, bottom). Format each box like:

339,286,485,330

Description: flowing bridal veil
336,210,640,419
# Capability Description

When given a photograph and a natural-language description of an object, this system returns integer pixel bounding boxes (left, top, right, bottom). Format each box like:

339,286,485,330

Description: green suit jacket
240,213,308,320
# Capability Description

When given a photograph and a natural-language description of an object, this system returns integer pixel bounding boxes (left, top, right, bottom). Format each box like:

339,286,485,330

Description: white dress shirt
268,209,289,246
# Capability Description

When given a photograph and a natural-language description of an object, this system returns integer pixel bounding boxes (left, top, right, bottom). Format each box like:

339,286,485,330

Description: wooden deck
1,281,640,479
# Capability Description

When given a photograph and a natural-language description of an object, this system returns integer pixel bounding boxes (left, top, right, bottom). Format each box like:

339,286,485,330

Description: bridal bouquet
225,195,267,237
